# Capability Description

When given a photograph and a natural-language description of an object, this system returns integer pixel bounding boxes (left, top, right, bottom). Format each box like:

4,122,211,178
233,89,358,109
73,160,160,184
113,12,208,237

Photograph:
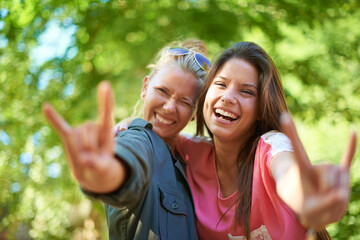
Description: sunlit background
0,0,359,239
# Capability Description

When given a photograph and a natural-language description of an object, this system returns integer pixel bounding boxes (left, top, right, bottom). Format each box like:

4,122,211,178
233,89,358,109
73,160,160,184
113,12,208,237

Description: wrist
297,215,318,240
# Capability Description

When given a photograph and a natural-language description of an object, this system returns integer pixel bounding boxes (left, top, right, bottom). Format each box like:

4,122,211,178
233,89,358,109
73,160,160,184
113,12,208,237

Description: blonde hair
132,38,209,117
147,38,208,83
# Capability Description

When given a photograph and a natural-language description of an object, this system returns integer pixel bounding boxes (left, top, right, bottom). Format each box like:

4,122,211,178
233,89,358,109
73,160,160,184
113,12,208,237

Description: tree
0,0,359,238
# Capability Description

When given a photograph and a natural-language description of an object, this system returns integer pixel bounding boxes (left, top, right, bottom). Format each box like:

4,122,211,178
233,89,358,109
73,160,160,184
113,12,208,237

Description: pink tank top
176,131,307,240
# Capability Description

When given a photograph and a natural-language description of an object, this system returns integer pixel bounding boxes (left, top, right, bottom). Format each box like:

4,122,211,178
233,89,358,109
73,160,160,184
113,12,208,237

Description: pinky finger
341,131,357,170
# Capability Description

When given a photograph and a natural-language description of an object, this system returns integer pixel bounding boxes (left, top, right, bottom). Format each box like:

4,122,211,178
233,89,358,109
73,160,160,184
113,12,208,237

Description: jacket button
171,201,179,209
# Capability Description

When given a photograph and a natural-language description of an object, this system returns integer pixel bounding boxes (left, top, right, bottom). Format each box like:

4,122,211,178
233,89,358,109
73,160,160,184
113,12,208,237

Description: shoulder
179,132,213,144
128,118,153,130
116,118,163,151
261,131,290,145
117,118,156,139
259,131,293,156
176,133,213,164
177,132,213,150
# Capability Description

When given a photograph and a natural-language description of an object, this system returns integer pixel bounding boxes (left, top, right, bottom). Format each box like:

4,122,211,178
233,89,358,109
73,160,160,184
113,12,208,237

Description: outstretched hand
280,112,357,230
43,81,127,193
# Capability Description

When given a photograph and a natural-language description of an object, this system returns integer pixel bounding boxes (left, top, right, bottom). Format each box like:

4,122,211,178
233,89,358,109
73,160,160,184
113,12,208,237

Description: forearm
79,155,128,193
82,144,152,208
275,164,304,214
271,152,305,214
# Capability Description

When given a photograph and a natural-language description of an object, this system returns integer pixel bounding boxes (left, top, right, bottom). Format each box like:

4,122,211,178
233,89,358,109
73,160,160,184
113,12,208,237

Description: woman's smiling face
203,57,259,143
141,65,201,144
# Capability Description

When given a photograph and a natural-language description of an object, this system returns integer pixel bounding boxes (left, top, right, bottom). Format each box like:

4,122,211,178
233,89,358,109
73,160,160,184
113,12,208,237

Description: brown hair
196,42,330,240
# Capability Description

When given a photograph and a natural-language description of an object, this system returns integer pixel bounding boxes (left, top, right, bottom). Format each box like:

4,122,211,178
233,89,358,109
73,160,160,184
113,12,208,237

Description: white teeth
215,109,237,119
156,114,173,124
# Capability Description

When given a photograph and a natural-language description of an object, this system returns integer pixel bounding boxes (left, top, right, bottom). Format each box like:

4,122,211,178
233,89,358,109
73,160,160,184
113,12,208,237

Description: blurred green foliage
0,0,359,239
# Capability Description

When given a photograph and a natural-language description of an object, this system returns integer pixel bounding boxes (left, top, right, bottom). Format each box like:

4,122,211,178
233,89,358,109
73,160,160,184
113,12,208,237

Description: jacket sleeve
82,119,155,209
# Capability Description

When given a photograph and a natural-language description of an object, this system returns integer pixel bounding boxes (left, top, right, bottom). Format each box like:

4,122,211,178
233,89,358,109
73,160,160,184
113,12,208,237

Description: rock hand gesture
276,112,357,230
43,81,127,193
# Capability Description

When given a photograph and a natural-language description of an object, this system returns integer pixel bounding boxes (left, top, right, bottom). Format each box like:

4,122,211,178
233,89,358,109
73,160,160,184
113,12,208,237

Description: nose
163,98,177,113
220,89,236,104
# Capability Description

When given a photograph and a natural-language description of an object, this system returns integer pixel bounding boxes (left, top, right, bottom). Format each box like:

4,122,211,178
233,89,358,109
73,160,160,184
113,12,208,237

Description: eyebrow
242,83,258,90
158,85,194,103
179,96,195,104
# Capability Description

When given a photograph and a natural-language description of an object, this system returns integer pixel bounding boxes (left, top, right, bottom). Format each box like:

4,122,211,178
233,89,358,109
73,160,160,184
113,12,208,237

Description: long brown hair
196,42,330,240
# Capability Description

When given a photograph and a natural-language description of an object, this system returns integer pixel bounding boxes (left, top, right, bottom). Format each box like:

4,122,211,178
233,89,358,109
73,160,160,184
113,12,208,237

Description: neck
212,128,256,198
214,138,241,168
164,135,177,155
213,138,243,198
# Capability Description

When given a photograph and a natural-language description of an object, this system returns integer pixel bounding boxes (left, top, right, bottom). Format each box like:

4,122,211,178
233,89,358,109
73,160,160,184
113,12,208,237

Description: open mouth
214,108,239,122
155,113,175,125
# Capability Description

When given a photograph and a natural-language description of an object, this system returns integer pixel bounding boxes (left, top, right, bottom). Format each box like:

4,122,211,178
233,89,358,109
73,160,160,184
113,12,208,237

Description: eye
214,81,226,88
179,100,193,109
240,89,255,96
155,87,170,96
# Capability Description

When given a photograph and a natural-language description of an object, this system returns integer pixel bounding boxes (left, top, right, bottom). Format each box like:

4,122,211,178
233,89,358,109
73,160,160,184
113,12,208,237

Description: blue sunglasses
167,47,211,71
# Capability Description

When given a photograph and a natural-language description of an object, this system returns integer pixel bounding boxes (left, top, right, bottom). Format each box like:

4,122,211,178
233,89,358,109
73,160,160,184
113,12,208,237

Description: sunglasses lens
168,47,211,71
195,53,211,71
167,47,190,56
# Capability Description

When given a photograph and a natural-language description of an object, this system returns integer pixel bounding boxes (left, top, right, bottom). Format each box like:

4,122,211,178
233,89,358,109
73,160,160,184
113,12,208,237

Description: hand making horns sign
43,81,127,193
278,112,357,230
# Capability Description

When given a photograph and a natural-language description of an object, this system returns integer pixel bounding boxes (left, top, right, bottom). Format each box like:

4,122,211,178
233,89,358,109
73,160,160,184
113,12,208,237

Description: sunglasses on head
167,47,211,71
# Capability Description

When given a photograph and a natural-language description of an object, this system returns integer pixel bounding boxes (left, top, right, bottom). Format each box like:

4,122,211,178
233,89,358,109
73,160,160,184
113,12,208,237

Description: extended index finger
42,103,71,137
340,131,357,170
280,112,312,173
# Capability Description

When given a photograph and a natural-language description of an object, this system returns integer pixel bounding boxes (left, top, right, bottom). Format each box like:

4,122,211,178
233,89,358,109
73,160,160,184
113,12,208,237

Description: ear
141,76,150,99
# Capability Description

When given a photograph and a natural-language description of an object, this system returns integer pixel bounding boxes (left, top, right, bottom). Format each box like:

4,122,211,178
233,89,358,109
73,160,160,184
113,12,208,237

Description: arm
84,124,154,207
113,117,135,137
271,112,357,230
271,152,303,212
43,81,127,193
